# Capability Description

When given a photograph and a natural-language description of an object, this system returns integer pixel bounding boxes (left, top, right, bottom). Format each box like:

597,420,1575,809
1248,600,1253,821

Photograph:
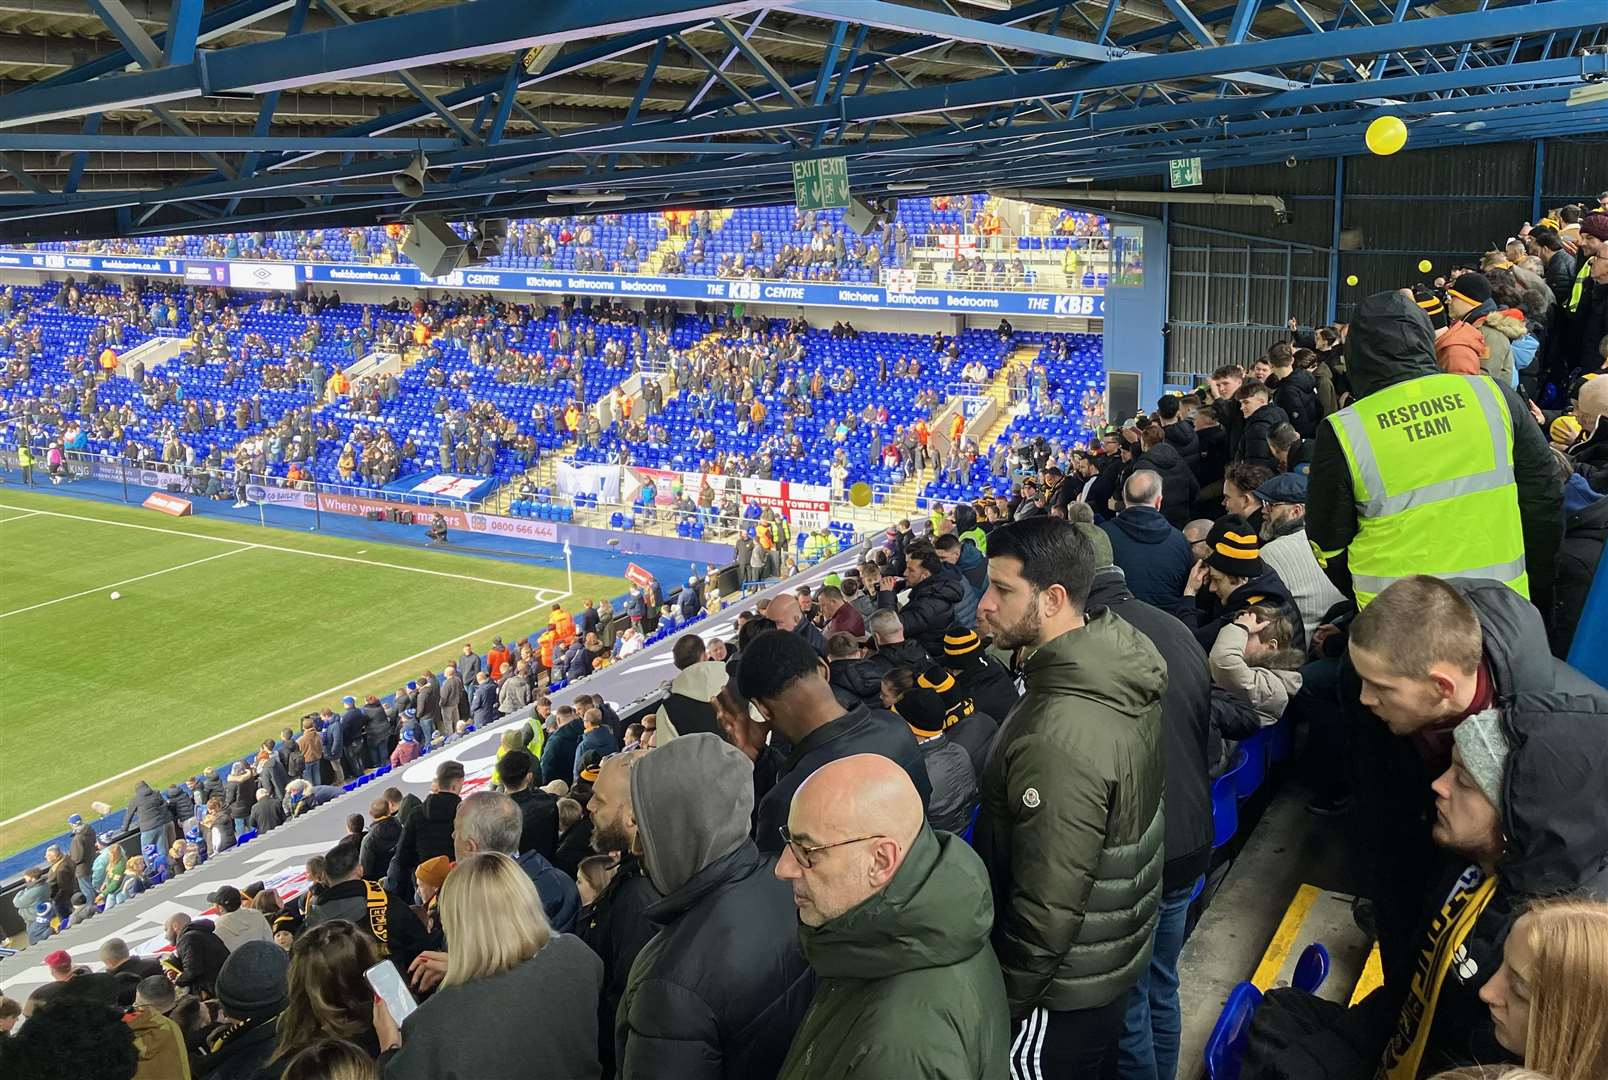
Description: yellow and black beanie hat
895,687,948,737
942,626,984,665
918,664,974,722
1205,514,1265,579
1412,284,1448,332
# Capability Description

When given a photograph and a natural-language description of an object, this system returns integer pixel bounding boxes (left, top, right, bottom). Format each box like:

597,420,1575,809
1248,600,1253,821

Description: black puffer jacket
386,792,460,899
1133,444,1199,527
1306,291,1562,612
951,652,1020,728
579,854,660,1080
1272,368,1322,438
1162,419,1201,476
617,842,815,1080
172,919,230,996
1088,567,1214,892
864,637,931,679
1236,401,1289,471
1245,579,1608,1080
125,781,172,837
877,565,966,656
1550,491,1608,658
828,657,884,709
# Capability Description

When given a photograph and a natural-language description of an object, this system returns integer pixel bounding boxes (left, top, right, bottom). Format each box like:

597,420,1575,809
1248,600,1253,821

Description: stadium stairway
642,209,734,273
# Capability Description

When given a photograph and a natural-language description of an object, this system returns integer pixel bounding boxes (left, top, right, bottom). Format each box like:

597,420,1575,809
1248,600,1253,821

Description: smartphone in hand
366,959,419,1026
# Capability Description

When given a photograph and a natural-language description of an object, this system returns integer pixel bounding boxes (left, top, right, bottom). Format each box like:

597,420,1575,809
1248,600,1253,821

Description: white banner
556,460,621,502
226,261,299,292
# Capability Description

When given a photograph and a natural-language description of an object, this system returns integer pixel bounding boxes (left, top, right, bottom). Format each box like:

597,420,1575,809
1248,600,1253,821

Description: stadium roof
0,0,1601,241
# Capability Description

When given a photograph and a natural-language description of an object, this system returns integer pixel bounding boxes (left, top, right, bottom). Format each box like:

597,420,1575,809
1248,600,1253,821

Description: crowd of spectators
4,198,1608,1080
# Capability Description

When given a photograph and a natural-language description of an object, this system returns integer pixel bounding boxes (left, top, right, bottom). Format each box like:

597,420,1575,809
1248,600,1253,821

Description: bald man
775,755,1009,1079
766,591,829,658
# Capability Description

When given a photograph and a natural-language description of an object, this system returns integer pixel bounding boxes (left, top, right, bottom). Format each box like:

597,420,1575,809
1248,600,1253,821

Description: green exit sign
1169,157,1203,189
793,158,851,211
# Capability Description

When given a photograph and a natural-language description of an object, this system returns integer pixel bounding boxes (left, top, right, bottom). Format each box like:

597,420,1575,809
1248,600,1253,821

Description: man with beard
578,751,659,1080
972,517,1167,1079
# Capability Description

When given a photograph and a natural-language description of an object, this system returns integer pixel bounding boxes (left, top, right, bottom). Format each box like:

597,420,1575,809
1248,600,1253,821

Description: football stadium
0,3,1605,1079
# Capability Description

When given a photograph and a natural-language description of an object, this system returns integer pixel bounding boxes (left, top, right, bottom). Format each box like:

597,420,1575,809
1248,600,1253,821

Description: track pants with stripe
1010,996,1128,1080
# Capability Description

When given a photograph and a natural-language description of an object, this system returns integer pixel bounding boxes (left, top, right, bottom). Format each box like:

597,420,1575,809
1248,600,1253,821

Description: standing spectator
1233,379,1289,471
499,750,559,861
67,813,96,903
305,837,435,978
250,783,286,835
454,792,580,933
540,705,584,786
893,688,979,835
653,635,729,740
360,797,403,882
338,697,367,780
363,695,393,770
497,661,532,717
225,760,259,836
99,937,163,981
468,671,498,728
767,592,828,658
775,754,1009,1079
973,518,1167,1078
438,663,466,732
414,670,443,740
874,542,965,656
739,629,932,855
1099,470,1194,614
374,852,604,1080
297,717,326,787
386,759,464,899
573,708,620,783
580,751,660,1080
201,941,291,1080
125,781,173,856
616,733,814,1079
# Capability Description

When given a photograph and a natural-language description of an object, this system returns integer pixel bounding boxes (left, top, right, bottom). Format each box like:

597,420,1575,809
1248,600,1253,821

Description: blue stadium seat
1204,982,1263,1080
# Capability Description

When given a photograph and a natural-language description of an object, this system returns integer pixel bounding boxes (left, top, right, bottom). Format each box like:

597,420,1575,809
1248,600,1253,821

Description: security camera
1274,209,1294,226
1285,156,1298,168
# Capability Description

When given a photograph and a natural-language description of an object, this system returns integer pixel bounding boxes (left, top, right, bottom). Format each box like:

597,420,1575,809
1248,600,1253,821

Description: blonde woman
1479,899,1608,1080
279,1037,379,1080
376,851,602,1080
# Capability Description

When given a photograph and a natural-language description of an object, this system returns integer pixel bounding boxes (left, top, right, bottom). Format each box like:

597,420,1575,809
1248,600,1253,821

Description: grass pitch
0,487,623,854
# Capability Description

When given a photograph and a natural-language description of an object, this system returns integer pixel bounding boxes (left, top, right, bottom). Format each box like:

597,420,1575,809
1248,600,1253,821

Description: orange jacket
487,645,511,678
949,413,966,442
914,420,930,447
538,630,556,670
1435,321,1486,376
550,608,576,646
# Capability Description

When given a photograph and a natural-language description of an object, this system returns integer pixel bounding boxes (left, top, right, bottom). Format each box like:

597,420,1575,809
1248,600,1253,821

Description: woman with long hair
376,852,602,1080
272,921,383,1065
279,1038,380,1080
1479,898,1608,1080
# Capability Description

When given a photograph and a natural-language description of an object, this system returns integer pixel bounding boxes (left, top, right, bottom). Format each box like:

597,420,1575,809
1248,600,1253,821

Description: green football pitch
0,488,624,854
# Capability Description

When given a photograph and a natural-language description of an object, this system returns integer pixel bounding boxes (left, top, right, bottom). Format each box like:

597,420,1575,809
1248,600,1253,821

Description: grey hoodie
654,660,730,740
630,732,754,896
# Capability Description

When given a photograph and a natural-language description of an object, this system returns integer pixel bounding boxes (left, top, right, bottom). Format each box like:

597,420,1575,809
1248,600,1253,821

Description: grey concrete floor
1174,779,1373,1079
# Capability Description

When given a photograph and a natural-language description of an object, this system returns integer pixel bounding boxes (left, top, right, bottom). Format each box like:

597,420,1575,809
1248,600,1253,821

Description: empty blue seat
1204,982,1263,1080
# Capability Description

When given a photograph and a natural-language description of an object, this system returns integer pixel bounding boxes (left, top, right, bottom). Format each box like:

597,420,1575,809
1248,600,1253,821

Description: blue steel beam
715,16,805,107
0,0,763,128
63,115,102,196
35,0,294,92
164,0,204,66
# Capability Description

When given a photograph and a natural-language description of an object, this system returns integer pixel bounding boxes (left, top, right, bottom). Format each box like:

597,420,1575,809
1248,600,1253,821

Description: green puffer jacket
974,608,1167,1017
778,826,1010,1080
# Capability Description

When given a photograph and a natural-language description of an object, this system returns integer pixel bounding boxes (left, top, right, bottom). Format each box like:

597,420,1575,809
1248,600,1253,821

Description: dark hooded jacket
1306,290,1562,611
864,637,931,680
1272,367,1322,438
776,828,1010,1080
829,657,885,710
1088,566,1214,892
171,919,230,996
578,853,659,1080
1132,444,1199,527
974,609,1167,1017
950,652,1019,728
1162,419,1201,476
125,781,172,838
1550,490,1608,659
877,564,967,656
1237,400,1289,471
1100,506,1194,615
385,791,460,899
1245,579,1608,1080
617,735,815,1080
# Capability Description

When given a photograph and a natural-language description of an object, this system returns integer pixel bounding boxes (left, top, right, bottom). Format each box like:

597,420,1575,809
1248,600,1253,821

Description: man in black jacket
616,733,814,1079
498,749,559,860
1178,514,1305,653
362,695,393,770
584,750,661,1079
304,836,437,979
875,541,965,656
826,632,884,709
162,914,230,997
360,795,403,880
386,759,463,900
1233,380,1290,471
1307,290,1561,619
1156,395,1201,476
740,630,932,855
862,609,932,679
338,696,367,779
1083,540,1213,1080
940,626,1019,726
766,591,828,658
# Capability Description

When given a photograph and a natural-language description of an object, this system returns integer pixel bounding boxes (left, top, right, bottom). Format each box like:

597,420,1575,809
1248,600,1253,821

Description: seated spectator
200,940,291,1080
270,920,383,1067
774,754,1008,1078
1179,514,1304,652
377,851,602,1080
99,937,163,983
454,790,579,933
739,629,933,854
616,733,814,1078
1099,469,1194,614
303,836,435,977
1209,607,1305,729
210,885,275,953
893,688,979,835
874,542,965,656
939,627,1020,732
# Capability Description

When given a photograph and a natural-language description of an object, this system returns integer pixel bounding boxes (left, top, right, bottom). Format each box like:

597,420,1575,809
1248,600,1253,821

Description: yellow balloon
1365,115,1408,156
1345,274,1359,287
848,481,873,508
1418,259,1434,274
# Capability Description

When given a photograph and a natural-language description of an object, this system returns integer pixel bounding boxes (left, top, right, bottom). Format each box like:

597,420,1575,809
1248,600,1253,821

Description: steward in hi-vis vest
1306,291,1561,611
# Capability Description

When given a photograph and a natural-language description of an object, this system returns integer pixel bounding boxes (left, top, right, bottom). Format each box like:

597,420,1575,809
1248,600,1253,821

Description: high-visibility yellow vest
1566,257,1594,313
1324,372,1526,607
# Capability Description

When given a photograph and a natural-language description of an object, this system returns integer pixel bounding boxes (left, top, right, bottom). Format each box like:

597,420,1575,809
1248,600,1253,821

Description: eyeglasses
778,826,882,869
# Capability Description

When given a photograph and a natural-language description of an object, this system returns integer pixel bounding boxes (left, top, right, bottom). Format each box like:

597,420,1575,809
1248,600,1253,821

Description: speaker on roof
844,195,880,236
465,218,508,265
393,153,428,199
401,214,468,278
